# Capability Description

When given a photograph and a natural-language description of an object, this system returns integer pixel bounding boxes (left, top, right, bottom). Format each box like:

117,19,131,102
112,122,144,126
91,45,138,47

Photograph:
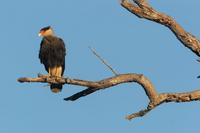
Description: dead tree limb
17,74,200,120
18,73,157,102
117,0,200,120
121,0,200,57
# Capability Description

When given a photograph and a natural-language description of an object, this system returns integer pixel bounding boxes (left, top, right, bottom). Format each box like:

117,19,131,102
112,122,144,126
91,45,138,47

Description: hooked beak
38,33,42,37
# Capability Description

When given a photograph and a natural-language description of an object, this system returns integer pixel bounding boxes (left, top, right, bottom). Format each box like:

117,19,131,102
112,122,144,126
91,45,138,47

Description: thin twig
89,46,118,76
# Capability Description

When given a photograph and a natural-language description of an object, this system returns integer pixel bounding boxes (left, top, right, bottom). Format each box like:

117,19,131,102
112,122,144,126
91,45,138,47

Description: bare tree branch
121,0,200,57
18,73,157,102
17,74,200,120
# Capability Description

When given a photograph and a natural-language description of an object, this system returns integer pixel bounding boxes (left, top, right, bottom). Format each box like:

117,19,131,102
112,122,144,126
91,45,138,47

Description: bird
38,26,66,93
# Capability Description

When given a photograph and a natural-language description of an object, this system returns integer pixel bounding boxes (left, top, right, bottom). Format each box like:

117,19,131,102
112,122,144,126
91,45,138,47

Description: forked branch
18,74,200,120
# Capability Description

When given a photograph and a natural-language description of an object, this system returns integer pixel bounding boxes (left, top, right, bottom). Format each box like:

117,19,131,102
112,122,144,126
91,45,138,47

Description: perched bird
38,26,66,93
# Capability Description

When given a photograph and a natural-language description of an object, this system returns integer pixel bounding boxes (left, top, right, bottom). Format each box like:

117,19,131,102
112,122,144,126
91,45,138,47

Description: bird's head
38,26,54,37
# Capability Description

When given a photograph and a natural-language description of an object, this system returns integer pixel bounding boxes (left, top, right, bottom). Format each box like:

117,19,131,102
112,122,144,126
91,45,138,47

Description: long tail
50,84,63,93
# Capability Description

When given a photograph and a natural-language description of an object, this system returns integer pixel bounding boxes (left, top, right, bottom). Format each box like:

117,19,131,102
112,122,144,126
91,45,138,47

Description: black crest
40,26,51,32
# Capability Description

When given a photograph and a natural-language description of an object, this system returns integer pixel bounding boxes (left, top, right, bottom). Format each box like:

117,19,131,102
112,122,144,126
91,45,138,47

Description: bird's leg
48,68,53,78
47,67,62,79
56,66,62,79
49,67,58,78
58,66,62,77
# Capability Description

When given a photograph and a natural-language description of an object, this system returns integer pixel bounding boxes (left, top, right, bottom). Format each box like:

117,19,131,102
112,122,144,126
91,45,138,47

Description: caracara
38,26,66,93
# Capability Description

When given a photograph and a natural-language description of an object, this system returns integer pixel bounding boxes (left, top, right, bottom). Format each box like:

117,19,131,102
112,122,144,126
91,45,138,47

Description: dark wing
57,38,66,76
39,37,66,75
39,38,49,72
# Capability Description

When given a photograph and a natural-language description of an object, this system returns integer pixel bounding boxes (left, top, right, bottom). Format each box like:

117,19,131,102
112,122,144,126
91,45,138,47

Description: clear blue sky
0,0,200,132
